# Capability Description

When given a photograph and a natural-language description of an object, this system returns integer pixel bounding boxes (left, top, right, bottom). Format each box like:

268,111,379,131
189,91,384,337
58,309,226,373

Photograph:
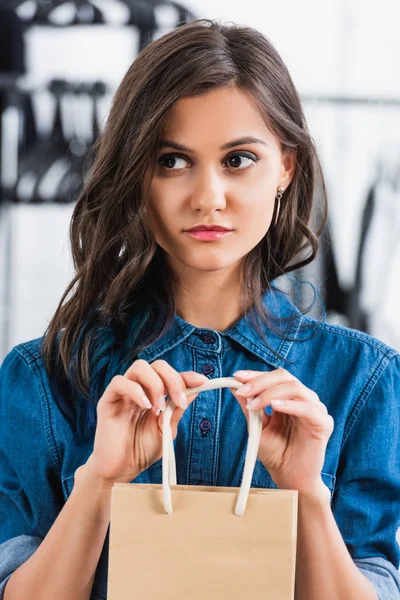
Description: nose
190,167,227,214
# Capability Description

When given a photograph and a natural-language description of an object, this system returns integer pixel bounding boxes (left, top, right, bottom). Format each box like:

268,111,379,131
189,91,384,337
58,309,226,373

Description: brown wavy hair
40,18,327,439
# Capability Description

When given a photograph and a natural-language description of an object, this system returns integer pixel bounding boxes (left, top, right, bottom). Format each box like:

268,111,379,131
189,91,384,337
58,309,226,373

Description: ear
280,150,296,189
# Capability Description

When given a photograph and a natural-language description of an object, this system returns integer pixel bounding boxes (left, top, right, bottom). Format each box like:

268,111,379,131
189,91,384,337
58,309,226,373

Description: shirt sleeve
0,348,63,598
332,353,400,599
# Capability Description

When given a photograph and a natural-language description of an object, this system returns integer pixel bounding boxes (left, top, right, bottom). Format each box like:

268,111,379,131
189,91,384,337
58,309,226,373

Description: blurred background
0,0,399,363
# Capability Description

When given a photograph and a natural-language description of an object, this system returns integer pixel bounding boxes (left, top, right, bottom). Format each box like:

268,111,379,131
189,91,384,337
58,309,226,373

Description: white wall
1,0,400,358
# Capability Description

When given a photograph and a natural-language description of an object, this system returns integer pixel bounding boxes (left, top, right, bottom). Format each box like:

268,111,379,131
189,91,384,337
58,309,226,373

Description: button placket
188,331,220,486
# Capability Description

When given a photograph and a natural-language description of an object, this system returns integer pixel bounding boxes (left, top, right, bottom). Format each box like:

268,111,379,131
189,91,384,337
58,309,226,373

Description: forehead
160,86,275,148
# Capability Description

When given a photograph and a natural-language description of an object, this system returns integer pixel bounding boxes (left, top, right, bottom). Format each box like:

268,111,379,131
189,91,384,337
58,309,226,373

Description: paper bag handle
162,377,263,516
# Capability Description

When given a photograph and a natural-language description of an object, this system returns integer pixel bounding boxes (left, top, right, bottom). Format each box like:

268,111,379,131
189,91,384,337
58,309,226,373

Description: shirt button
200,333,215,344
202,363,214,376
200,418,212,433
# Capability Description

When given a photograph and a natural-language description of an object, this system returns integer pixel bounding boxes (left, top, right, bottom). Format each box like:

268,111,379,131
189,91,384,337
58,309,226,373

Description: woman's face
145,86,295,278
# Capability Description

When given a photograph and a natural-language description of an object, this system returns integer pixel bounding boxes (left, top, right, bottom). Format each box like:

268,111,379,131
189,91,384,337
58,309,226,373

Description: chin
184,257,238,271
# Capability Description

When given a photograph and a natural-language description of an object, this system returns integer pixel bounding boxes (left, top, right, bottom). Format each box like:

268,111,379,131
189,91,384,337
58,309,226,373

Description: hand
231,368,334,496
85,359,208,486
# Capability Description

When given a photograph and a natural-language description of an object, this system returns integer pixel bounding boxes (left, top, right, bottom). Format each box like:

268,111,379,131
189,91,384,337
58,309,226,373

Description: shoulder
291,316,400,419
269,285,398,369
10,336,45,363
0,336,50,403
0,336,46,390
298,315,398,367
1,336,45,367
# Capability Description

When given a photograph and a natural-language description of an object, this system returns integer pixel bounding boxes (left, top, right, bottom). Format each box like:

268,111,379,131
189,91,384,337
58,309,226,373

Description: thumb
180,371,209,391
168,372,209,430
230,388,250,422
230,388,270,433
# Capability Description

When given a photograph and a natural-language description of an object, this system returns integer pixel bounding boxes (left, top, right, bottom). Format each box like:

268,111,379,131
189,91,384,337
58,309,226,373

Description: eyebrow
158,136,268,152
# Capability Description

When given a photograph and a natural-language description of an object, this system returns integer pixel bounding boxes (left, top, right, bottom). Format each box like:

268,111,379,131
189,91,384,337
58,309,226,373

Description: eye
157,153,190,171
225,152,259,170
156,150,259,173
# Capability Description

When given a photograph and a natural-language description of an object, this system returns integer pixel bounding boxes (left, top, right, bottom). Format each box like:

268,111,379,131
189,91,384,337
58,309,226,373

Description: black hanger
5,0,105,26
90,80,107,144
68,0,105,25
55,80,107,202
146,0,195,26
15,79,70,203
120,0,157,51
8,0,65,25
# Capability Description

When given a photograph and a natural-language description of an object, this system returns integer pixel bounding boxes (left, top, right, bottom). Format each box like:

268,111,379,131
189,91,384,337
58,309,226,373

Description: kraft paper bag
108,377,298,600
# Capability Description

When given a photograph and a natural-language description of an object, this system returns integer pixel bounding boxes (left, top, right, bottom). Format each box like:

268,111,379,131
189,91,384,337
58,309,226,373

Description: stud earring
274,186,285,227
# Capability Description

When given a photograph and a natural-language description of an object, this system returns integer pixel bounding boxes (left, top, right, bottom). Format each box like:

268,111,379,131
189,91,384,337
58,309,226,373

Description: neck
174,268,249,332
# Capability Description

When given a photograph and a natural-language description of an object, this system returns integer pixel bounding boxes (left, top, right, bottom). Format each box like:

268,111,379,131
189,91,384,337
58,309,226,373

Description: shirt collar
225,287,303,367
137,285,303,369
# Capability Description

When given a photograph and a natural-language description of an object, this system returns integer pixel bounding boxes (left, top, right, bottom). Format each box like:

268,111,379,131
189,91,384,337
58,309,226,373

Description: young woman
0,19,399,600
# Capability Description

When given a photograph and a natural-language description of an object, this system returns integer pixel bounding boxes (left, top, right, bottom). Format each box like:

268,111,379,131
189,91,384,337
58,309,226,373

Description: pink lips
185,230,233,241
186,225,232,232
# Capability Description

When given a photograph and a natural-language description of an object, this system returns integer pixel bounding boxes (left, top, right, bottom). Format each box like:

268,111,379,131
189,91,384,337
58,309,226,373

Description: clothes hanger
50,81,88,203
14,79,69,203
146,0,195,25
12,0,67,25
69,0,105,25
120,0,157,51
31,79,75,203
55,81,107,202
10,0,105,25
90,80,106,144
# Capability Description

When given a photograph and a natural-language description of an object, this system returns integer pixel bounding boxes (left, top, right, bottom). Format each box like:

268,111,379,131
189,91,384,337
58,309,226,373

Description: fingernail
157,395,166,410
142,395,152,409
246,397,260,410
271,400,285,407
237,383,252,396
233,370,249,377
179,391,188,409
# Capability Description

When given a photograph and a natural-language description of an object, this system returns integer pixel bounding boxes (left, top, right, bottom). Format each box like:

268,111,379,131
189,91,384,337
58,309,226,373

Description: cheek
233,162,277,208
148,177,184,212
237,185,276,231
146,194,182,249
146,186,175,228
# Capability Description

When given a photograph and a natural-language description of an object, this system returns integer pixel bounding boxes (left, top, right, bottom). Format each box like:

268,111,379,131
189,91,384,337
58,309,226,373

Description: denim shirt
0,288,399,600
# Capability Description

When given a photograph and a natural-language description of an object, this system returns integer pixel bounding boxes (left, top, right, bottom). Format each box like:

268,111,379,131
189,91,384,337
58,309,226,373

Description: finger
166,371,209,428
124,359,168,410
99,375,153,411
150,360,207,411
230,388,270,430
269,399,334,433
123,361,208,412
232,370,261,380
233,367,297,395
179,371,209,397
233,367,295,380
237,379,323,410
171,371,210,417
